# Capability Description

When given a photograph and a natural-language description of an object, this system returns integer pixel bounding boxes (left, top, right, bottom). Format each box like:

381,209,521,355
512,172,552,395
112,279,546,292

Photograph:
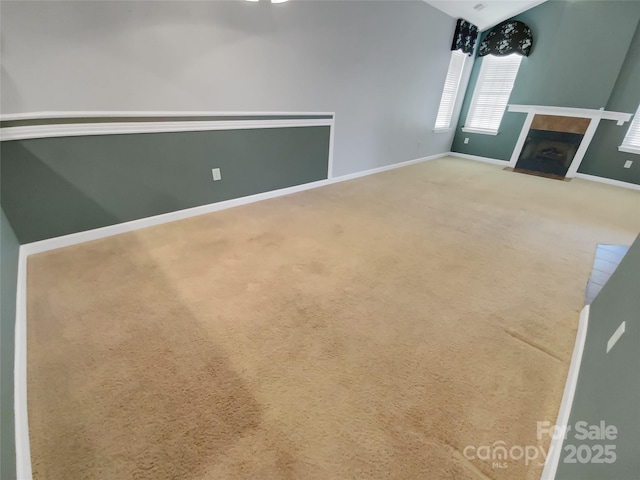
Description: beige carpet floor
27,157,640,479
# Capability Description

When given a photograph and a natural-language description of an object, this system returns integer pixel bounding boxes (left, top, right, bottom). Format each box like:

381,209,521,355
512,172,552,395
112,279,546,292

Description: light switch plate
212,168,222,181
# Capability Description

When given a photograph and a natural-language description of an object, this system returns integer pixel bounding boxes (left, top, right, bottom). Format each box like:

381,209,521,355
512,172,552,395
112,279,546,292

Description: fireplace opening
515,129,584,178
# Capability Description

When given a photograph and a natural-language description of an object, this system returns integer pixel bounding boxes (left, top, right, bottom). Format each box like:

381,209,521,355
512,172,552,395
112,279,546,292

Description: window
434,50,466,131
619,104,640,155
463,54,523,135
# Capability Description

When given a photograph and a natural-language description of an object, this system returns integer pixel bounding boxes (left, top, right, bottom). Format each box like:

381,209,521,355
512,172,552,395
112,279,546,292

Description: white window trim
461,127,499,136
618,104,640,155
463,54,522,135
434,50,466,131
618,145,640,155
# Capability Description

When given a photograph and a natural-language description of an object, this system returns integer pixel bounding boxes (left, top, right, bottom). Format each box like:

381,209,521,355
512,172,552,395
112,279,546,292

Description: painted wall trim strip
14,247,31,480
449,153,640,190
448,152,510,166
507,105,632,124
573,173,640,191
0,111,336,122
540,305,590,480
0,118,334,142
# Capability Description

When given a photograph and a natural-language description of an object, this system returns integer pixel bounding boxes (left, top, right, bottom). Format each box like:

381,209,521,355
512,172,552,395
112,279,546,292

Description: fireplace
506,106,632,180
515,129,583,177
513,114,590,179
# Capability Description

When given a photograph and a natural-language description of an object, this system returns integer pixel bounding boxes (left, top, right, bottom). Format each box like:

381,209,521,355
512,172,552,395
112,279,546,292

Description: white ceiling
425,0,547,31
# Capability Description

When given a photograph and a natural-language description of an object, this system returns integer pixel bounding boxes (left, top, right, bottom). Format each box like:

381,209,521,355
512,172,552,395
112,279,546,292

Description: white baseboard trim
448,152,510,166
574,173,640,191
540,305,590,480
14,247,32,480
21,179,330,256
13,151,447,479
333,152,448,182
450,153,640,191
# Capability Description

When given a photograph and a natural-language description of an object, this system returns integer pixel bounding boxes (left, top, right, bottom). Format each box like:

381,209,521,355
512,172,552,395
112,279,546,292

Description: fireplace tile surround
515,128,584,178
506,105,633,179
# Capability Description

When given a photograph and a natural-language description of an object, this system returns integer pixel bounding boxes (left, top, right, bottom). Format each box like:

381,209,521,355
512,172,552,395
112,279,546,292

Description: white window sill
433,128,451,133
462,127,499,136
618,145,640,155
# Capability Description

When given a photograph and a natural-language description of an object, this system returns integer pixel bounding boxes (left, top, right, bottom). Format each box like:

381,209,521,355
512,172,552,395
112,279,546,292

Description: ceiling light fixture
473,3,486,11
271,0,289,3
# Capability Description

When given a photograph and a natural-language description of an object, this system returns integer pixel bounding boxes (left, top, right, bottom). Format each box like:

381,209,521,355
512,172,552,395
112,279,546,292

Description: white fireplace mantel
506,104,633,178
508,104,632,125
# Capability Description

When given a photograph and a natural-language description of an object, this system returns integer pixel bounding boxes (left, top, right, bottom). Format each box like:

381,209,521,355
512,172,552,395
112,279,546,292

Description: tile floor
584,244,629,304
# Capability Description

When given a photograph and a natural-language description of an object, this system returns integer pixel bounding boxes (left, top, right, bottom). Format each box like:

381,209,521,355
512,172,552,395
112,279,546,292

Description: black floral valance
451,18,479,56
478,20,533,57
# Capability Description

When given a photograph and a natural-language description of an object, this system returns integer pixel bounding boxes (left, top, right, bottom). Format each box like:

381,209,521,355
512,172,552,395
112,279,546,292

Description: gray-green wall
451,1,640,184
555,234,640,479
577,20,640,184
1,209,19,480
1,126,330,244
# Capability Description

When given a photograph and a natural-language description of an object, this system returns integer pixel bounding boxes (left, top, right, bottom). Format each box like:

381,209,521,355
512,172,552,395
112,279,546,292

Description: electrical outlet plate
624,160,633,169
212,168,222,181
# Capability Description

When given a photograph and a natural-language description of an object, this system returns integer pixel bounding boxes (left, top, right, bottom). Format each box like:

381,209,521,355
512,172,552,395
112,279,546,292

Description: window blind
464,54,522,134
620,104,640,154
435,50,466,130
